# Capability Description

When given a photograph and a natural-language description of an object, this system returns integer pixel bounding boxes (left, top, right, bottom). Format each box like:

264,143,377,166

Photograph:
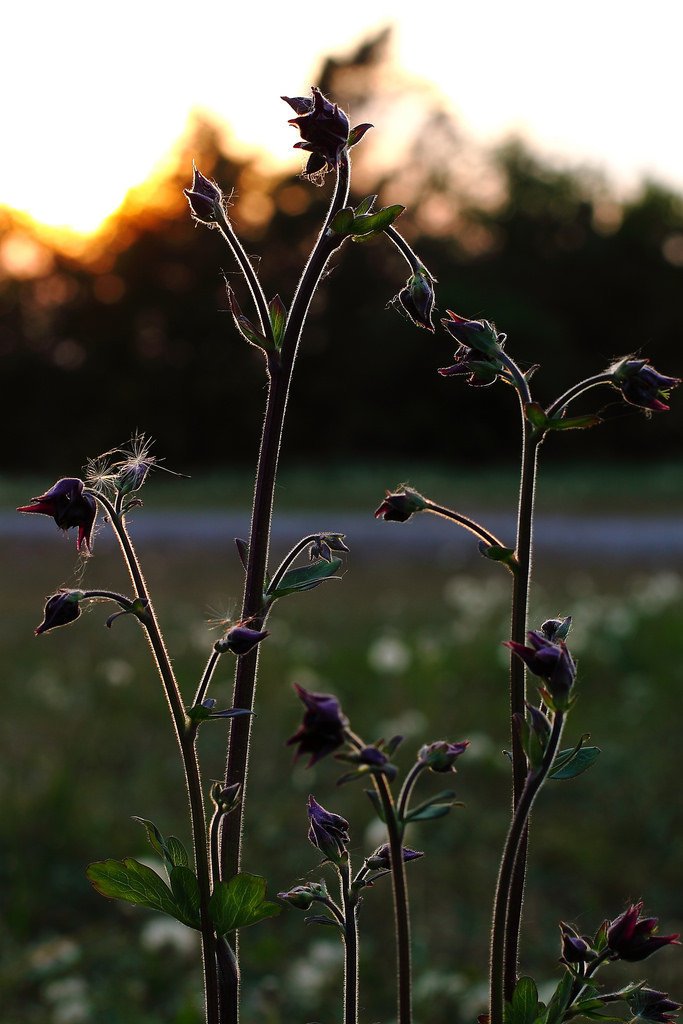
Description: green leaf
329,207,355,234
404,801,457,822
166,836,189,869
548,413,603,432
351,205,405,237
305,914,344,930
266,557,342,599
550,743,601,781
235,538,249,571
525,402,549,429
169,866,201,928
209,872,281,935
86,858,183,922
226,287,271,352
268,295,287,349
354,194,377,216
132,816,167,861
506,977,541,1024
545,971,574,1024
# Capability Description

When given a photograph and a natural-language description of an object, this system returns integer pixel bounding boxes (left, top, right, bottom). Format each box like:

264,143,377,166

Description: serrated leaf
330,207,356,234
365,788,386,822
209,872,281,935
166,836,189,869
548,413,603,431
266,557,342,599
550,746,601,781
351,205,405,236
268,294,287,349
86,858,183,922
354,194,377,216
169,866,201,928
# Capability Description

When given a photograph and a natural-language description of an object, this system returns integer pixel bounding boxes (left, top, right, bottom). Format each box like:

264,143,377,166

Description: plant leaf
209,872,281,935
365,788,386,822
550,744,601,781
525,402,549,429
86,858,184,922
169,866,201,928
166,836,190,869
235,538,249,571
354,194,377,216
132,816,167,861
544,971,574,1024
548,413,603,431
266,557,342,599
404,802,457,822
351,205,405,237
304,914,344,930
268,295,287,349
330,207,356,234
506,976,542,1024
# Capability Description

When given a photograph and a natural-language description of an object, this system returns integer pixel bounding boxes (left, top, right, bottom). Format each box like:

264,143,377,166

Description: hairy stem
340,862,359,1024
218,155,351,1024
489,712,566,1024
375,773,413,1024
424,501,510,552
545,373,614,418
94,494,220,1024
215,206,273,343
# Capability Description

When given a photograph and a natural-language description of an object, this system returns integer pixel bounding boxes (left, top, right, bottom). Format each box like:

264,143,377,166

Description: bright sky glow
3,0,682,238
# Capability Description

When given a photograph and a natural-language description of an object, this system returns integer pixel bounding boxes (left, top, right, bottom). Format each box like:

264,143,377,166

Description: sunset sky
5,0,682,237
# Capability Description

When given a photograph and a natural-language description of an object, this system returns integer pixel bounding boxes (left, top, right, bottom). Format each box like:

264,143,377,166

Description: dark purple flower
282,87,365,181
607,902,680,962
394,270,436,332
438,344,503,387
35,589,83,636
307,796,350,863
559,921,595,964
183,164,223,223
611,357,680,413
374,486,427,523
18,478,96,552
215,624,270,657
505,631,577,709
309,533,349,563
287,684,348,767
628,989,681,1023
418,740,470,772
366,844,424,871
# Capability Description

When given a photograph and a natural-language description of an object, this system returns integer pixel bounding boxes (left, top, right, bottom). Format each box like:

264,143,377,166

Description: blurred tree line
2,32,682,475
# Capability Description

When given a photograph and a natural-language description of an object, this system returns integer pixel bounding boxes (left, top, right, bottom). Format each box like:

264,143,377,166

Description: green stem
267,533,331,595
82,589,134,607
93,493,220,1024
218,155,351,1024
340,862,359,1024
545,373,614,418
384,225,434,278
489,712,566,1024
193,649,220,708
215,206,273,343
503,408,541,999
424,501,510,551
375,773,412,1024
396,762,425,822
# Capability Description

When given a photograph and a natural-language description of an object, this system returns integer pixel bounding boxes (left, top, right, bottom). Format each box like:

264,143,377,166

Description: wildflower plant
18,86,681,1024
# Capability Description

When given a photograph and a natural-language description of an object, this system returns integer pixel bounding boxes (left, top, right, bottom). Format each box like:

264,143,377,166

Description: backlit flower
18,478,96,552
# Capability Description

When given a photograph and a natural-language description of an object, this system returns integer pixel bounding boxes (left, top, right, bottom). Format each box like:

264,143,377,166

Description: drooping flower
609,357,680,413
374,486,428,523
628,988,681,1023
17,478,97,552
215,624,270,657
559,921,595,964
282,87,371,181
394,269,436,332
287,684,348,767
440,310,504,357
35,589,84,636
307,796,350,863
606,902,680,962
505,630,577,709
309,533,349,563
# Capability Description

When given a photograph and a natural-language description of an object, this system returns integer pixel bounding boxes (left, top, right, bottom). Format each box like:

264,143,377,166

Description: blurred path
4,511,683,563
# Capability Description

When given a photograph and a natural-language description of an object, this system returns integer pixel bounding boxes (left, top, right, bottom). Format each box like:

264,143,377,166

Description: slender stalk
82,589,134,607
215,206,273,342
424,501,509,551
93,493,220,1024
503,406,541,999
218,156,351,1024
384,225,434,278
375,773,412,1024
267,533,332,595
340,862,359,1024
545,373,614,418
193,649,221,708
396,762,425,822
489,712,566,1024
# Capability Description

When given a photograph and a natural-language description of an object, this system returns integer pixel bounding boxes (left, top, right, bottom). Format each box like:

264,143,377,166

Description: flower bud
35,589,84,636
607,902,680,962
365,845,424,871
307,796,350,864
277,885,316,911
505,630,577,710
628,988,681,1023
441,310,504,357
210,782,242,815
183,164,223,223
374,486,428,523
309,533,349,562
418,739,470,772
214,624,269,656
541,616,572,642
394,269,436,332
287,684,348,767
609,356,680,413
559,921,595,964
